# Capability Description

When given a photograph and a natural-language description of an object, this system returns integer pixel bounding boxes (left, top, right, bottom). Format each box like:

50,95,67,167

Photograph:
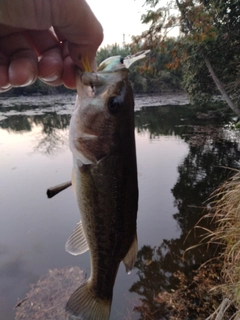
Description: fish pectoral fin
65,221,89,255
46,181,72,199
123,234,138,273
66,280,111,320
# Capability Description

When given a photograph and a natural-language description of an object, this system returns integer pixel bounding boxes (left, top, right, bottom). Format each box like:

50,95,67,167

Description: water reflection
172,141,240,233
0,113,70,155
131,105,240,319
32,113,70,155
1,97,240,319
0,248,37,320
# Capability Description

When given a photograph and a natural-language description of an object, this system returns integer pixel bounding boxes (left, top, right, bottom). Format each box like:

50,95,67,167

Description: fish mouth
81,71,106,88
77,68,129,98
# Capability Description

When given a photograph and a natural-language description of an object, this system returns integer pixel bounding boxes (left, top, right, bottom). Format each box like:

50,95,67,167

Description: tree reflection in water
33,113,70,155
0,112,70,155
132,104,240,319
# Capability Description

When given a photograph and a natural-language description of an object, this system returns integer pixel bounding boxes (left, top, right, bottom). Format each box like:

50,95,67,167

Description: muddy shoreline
0,92,189,114
134,92,189,109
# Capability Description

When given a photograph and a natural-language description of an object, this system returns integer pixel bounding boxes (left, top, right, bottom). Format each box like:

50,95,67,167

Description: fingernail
0,84,12,92
40,73,59,82
18,75,36,87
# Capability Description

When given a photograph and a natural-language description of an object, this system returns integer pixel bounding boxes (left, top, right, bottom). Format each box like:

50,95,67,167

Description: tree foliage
135,0,240,113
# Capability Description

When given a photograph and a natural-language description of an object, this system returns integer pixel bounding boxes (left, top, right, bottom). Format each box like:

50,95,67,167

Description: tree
135,0,240,115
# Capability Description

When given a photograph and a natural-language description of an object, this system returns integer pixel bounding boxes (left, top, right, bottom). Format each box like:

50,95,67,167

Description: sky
86,0,150,47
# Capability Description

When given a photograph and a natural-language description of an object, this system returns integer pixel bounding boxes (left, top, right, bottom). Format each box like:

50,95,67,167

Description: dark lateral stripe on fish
46,181,72,198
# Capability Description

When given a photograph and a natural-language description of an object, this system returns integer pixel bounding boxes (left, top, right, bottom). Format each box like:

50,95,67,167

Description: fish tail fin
66,280,111,320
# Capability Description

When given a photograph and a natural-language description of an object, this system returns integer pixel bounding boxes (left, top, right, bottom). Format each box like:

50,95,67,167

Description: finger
59,39,76,88
25,30,64,85
9,53,38,87
0,52,9,89
38,49,63,86
62,55,76,89
0,32,38,86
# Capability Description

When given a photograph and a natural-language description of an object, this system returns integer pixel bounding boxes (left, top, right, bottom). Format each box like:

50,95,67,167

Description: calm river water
1,93,240,319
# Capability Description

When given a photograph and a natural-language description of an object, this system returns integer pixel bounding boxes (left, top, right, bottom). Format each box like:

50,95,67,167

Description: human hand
0,0,103,91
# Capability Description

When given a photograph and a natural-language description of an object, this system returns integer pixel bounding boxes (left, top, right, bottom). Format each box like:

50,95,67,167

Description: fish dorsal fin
65,221,89,255
123,234,138,273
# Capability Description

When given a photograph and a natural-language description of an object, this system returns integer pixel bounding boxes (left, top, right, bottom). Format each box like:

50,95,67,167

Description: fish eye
107,97,121,114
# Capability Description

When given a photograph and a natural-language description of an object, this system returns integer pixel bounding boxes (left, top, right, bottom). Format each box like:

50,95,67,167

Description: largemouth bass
65,51,149,320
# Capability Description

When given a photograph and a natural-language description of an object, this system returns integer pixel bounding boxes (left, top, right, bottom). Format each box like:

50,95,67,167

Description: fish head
69,62,134,166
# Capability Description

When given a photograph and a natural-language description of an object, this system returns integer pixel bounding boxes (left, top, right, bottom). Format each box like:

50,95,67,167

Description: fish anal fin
123,234,138,273
65,221,89,256
66,281,111,320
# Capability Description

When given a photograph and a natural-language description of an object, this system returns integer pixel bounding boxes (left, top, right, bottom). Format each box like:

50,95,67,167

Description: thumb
53,0,103,70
